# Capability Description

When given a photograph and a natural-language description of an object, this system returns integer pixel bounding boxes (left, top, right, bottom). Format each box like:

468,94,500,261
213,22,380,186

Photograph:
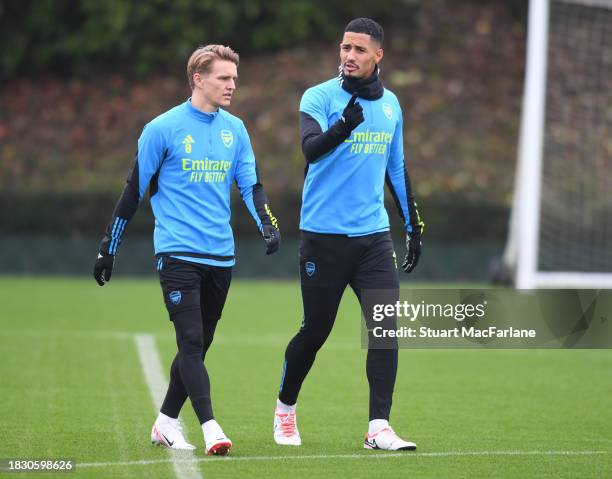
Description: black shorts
298,231,399,349
157,256,232,320
299,230,399,291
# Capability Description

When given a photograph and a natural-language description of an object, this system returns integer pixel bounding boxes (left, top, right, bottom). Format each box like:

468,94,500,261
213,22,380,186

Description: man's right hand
94,251,115,286
341,93,364,132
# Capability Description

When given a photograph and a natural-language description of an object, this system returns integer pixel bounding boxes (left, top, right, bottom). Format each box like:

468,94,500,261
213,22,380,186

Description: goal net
502,0,612,288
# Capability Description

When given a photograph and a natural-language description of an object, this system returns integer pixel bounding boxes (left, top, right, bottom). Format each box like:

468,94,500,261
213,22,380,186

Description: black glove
402,228,422,273
94,251,115,286
262,223,280,255
340,93,364,133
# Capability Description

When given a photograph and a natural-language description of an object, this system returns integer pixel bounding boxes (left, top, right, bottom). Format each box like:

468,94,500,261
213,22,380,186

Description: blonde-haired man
94,45,280,455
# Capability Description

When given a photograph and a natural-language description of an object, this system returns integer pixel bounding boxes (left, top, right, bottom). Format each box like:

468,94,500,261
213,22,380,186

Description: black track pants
157,257,232,424
279,231,399,421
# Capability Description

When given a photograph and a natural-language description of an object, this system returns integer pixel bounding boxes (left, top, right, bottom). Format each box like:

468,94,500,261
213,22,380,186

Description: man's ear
193,72,202,89
375,48,384,64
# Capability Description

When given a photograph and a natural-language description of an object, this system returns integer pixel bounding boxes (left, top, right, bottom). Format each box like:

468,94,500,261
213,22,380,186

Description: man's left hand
402,230,422,273
262,224,281,255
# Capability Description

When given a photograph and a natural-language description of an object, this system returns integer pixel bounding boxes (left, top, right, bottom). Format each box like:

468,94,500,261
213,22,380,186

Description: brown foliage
0,1,525,205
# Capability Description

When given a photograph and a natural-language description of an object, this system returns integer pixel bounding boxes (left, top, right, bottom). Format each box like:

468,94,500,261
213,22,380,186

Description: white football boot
151,416,196,450
204,428,232,456
363,426,417,451
273,408,302,446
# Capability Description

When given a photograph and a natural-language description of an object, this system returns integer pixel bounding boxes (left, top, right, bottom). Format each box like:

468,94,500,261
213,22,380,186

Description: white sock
156,412,178,425
276,398,296,413
202,419,223,439
368,419,389,435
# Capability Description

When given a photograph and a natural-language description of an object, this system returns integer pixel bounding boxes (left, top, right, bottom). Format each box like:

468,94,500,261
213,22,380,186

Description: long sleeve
299,86,354,164
99,121,167,255
385,108,423,234
300,112,352,164
234,122,278,231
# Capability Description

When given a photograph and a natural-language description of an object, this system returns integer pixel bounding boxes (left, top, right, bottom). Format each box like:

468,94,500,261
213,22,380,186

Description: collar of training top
186,98,219,122
338,65,384,100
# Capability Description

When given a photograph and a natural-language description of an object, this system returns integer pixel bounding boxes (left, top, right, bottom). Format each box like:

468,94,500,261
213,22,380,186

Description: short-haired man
274,18,423,451
94,45,280,455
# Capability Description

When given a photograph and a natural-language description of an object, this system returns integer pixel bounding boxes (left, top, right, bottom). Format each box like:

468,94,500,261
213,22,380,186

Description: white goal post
502,0,612,289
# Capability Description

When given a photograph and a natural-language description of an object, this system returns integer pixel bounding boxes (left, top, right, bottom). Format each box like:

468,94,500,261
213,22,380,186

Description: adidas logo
182,134,195,153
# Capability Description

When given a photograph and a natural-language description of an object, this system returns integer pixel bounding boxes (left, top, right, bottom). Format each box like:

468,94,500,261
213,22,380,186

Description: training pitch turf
1,277,611,478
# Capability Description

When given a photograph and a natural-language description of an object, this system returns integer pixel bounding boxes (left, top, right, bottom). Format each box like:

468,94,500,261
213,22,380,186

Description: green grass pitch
1,277,611,478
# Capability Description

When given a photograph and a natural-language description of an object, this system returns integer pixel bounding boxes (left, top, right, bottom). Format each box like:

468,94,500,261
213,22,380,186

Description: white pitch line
78,450,609,468
133,334,202,479
0,330,134,340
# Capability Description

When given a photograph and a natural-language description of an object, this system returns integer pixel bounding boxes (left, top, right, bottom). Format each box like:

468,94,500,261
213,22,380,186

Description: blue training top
101,99,271,267
299,78,413,236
